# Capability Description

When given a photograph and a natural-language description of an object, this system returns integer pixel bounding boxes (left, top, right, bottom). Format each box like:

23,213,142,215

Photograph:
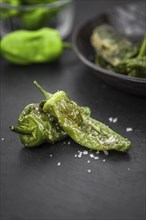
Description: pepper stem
63,42,72,49
33,81,52,100
138,35,146,58
10,126,32,135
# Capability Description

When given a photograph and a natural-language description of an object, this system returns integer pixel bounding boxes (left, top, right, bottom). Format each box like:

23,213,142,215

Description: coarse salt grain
87,169,91,173
57,162,61,166
112,117,118,123
103,159,106,162
94,156,99,160
68,141,71,145
89,154,94,158
1,138,4,141
74,154,77,157
126,128,133,132
87,160,90,163
83,150,88,155
50,154,53,157
109,117,113,122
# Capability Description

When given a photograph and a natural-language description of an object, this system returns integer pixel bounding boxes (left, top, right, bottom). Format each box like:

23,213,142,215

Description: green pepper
10,103,67,147
91,24,138,67
42,90,131,152
20,0,66,30
33,81,91,117
0,28,71,65
0,0,21,19
126,36,146,78
21,0,58,5
10,82,91,147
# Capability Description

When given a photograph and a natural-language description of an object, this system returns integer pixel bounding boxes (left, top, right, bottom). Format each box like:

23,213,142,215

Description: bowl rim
0,0,72,10
72,5,146,84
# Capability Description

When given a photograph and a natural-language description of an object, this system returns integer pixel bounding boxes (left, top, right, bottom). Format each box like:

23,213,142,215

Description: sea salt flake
87,160,90,163
89,154,94,158
126,128,133,132
1,138,4,141
74,154,77,157
103,159,106,162
67,141,71,145
57,162,61,166
83,150,88,155
87,169,91,173
50,154,53,157
109,117,113,122
94,156,99,160
112,117,118,123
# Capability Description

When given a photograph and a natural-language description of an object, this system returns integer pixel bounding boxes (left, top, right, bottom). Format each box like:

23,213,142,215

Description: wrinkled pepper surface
10,82,91,147
10,103,67,147
1,28,71,65
42,90,131,152
91,24,146,78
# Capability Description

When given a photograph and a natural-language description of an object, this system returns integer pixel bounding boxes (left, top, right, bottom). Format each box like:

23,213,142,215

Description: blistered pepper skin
1,28,63,65
10,103,67,147
43,91,131,152
10,101,91,147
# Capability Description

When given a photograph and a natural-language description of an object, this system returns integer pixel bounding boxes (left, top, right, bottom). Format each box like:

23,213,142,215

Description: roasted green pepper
34,81,91,117
10,82,91,147
10,82,131,151
91,24,146,78
10,103,67,147
42,90,131,152
0,28,71,65
91,24,138,67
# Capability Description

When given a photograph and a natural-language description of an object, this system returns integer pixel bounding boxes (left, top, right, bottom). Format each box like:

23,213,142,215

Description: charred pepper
10,103,67,147
10,82,91,147
42,90,131,152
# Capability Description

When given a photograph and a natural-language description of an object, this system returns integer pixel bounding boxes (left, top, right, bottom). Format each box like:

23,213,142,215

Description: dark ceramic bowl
73,2,146,97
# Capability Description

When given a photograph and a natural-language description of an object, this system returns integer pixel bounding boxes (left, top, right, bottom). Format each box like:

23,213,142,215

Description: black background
0,1,146,220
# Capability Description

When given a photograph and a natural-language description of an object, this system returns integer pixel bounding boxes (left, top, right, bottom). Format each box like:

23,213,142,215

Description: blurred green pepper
1,28,71,65
0,0,21,19
21,0,58,5
21,8,51,30
34,81,91,117
20,0,63,29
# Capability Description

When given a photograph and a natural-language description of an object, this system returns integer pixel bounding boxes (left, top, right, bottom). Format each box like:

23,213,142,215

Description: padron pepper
1,28,71,65
10,103,67,147
42,89,131,152
10,82,91,147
